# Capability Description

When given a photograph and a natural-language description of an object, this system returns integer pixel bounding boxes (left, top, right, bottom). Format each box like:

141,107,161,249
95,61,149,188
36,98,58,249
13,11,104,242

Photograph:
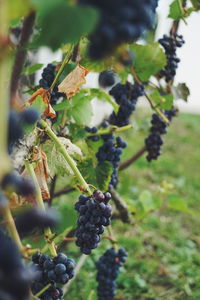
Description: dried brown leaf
32,147,50,200
26,88,56,118
58,64,89,98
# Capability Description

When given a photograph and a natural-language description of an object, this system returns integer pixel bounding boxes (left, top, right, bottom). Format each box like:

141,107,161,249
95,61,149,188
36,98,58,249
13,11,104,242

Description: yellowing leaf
58,65,89,98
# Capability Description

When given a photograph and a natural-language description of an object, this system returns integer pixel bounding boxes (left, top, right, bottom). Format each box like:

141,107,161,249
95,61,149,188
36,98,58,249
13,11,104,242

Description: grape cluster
31,252,75,299
98,71,116,88
0,231,33,300
39,64,65,105
96,248,128,300
8,108,40,153
96,135,127,188
158,34,185,82
78,0,159,60
145,108,177,161
74,190,112,255
109,82,144,127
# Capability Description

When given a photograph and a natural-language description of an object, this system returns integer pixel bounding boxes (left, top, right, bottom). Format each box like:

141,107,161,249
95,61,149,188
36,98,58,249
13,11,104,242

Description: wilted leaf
172,83,190,102
131,43,166,81
58,65,89,98
32,147,50,200
26,88,56,118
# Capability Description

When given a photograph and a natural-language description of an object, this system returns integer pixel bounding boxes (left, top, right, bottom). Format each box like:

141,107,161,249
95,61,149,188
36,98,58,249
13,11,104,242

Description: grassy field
65,111,200,300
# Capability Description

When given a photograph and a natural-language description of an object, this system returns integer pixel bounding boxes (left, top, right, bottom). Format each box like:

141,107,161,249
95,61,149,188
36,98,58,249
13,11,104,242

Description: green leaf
22,63,44,75
89,88,119,114
173,83,190,102
168,194,189,212
77,159,112,191
43,138,82,177
150,90,173,110
131,43,166,81
96,162,113,191
190,0,200,9
81,57,106,72
71,94,93,126
168,0,185,20
77,158,97,187
35,2,99,51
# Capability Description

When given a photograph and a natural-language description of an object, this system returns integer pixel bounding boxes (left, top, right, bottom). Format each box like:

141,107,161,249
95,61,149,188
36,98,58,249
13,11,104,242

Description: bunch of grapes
96,135,127,188
0,231,33,300
39,64,65,105
78,0,159,60
109,82,144,127
96,248,128,300
158,34,185,82
74,190,112,255
145,108,177,161
31,252,75,299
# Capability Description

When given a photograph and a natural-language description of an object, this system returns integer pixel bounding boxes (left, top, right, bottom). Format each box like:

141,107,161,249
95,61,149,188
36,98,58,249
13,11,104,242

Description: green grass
65,111,200,300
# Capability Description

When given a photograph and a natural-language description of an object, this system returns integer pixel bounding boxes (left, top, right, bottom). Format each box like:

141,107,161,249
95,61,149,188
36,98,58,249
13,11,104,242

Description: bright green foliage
77,158,113,190
150,90,173,110
131,43,166,81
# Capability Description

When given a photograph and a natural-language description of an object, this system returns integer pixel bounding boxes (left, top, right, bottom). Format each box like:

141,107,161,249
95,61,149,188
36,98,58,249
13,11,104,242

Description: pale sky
156,0,200,113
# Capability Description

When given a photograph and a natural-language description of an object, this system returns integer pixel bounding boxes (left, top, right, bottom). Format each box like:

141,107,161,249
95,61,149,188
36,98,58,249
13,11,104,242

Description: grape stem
130,67,170,124
10,11,36,105
24,160,57,257
87,124,133,137
2,205,23,252
35,283,51,298
109,188,132,223
39,120,92,196
50,45,73,91
119,146,146,171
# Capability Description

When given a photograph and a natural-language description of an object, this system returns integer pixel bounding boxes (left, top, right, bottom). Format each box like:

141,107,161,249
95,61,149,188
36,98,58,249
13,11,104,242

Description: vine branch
10,11,36,105
119,146,146,171
109,188,132,223
131,67,169,124
2,204,23,252
50,45,73,91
